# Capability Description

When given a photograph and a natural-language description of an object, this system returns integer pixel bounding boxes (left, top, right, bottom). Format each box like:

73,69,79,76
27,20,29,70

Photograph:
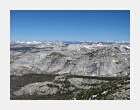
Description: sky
10,10,130,42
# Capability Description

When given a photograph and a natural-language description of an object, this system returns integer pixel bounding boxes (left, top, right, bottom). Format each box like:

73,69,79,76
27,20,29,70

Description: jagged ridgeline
10,41,130,100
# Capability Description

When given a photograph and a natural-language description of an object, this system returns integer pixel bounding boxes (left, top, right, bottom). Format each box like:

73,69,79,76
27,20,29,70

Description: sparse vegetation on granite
10,41,130,100
11,73,130,100
75,76,130,100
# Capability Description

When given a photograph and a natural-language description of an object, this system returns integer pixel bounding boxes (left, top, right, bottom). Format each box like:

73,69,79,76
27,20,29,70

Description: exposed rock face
13,82,61,96
11,74,130,100
10,41,130,100
12,75,105,96
10,41,130,77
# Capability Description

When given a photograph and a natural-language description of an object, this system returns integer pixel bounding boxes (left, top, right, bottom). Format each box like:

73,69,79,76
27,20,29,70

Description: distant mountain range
10,40,130,100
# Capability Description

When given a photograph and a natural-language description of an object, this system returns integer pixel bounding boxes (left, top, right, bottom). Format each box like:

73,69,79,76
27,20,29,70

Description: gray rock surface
13,82,61,96
10,41,130,100
10,41,130,77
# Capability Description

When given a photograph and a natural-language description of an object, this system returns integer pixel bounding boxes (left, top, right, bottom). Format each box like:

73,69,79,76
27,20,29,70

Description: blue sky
10,10,130,41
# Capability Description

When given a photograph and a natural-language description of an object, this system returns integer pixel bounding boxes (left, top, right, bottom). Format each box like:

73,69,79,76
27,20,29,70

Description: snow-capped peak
15,40,25,43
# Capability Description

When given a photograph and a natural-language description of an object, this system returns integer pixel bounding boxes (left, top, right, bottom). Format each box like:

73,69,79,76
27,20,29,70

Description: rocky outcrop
10,41,130,100
11,74,130,100
13,82,61,96
10,42,130,77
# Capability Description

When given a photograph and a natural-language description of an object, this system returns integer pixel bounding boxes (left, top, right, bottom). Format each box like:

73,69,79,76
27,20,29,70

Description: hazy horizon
10,38,130,43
